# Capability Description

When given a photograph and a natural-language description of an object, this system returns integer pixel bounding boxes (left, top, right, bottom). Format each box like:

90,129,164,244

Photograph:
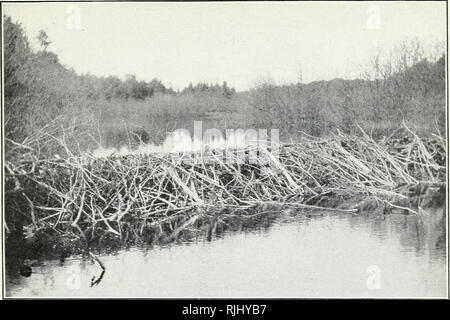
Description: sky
2,1,446,91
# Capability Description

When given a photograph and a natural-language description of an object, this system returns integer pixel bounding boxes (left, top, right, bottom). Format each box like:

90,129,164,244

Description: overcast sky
3,1,446,91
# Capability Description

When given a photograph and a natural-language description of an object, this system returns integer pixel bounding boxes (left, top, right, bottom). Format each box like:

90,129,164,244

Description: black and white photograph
0,1,448,300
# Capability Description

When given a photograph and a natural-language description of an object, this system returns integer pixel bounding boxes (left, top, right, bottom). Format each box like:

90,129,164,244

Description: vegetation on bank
3,16,239,154
3,15,446,159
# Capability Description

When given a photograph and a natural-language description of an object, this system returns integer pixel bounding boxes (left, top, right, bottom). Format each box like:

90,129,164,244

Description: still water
6,209,447,298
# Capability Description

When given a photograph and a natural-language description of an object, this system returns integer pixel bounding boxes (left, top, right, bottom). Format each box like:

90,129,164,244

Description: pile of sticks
4,124,446,239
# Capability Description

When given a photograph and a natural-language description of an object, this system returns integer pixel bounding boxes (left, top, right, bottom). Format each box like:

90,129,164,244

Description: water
92,127,267,157
6,209,447,298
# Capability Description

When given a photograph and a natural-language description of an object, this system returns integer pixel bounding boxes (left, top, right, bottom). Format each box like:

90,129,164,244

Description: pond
5,208,446,298
92,122,273,157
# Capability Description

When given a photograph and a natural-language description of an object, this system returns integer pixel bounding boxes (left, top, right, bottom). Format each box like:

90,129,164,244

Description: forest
3,15,446,159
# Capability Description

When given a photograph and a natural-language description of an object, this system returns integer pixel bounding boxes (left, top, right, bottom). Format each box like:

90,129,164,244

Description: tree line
246,41,445,139
3,15,445,158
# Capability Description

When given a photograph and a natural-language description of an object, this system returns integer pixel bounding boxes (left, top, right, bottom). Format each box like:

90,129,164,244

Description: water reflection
6,209,446,298
92,128,254,157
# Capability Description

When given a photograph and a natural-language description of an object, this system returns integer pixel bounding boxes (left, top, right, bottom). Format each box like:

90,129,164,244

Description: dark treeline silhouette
3,15,446,158
99,75,174,101
182,81,236,99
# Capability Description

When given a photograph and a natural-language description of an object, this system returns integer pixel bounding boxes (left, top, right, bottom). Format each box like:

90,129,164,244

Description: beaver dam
4,125,446,272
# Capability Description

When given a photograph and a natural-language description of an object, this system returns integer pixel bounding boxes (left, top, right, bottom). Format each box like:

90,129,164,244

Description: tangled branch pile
4,125,446,242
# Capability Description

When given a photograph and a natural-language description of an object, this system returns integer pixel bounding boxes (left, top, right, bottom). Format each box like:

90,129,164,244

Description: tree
222,81,234,99
3,16,32,141
37,30,51,51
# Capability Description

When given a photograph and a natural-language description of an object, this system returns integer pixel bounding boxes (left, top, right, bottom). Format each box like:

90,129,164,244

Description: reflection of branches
91,270,105,287
89,251,106,287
